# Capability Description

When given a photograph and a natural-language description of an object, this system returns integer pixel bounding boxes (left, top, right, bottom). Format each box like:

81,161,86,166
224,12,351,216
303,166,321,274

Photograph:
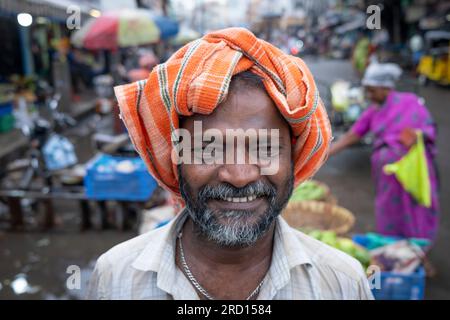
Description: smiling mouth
207,195,268,211
222,195,258,203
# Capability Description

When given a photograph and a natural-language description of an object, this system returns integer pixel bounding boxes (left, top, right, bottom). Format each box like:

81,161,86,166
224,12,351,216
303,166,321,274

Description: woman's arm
329,131,361,156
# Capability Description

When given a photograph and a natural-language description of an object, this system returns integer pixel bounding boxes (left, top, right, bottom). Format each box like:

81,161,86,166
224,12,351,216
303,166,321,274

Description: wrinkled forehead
180,87,290,136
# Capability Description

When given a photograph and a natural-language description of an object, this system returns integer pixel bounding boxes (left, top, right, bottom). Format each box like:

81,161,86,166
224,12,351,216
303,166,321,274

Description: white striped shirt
86,210,374,300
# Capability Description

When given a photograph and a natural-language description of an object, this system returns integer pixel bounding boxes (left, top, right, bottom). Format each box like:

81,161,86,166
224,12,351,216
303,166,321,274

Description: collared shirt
86,211,374,300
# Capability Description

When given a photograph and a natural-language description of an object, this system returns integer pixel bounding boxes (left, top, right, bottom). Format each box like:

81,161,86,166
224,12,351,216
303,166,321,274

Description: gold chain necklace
177,232,264,300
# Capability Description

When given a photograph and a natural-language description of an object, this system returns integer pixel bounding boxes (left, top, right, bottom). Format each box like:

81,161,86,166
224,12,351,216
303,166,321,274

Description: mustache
198,180,276,202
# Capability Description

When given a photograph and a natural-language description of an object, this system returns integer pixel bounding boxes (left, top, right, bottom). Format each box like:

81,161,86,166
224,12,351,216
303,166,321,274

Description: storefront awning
0,0,95,23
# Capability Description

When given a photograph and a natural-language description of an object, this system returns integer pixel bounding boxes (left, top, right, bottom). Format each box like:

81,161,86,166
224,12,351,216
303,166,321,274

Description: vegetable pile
290,180,327,202
307,230,371,269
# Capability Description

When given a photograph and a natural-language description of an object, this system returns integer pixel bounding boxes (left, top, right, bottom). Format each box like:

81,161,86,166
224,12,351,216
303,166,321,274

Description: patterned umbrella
71,9,161,50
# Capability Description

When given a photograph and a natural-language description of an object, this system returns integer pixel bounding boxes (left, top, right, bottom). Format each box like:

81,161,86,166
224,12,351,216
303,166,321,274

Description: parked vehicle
0,86,143,231
0,90,80,228
417,31,450,86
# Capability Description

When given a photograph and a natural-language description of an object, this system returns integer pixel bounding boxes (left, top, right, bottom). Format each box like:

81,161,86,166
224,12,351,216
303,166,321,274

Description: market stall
281,179,430,300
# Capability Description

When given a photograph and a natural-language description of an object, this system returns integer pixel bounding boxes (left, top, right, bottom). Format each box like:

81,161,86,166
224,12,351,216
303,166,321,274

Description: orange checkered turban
114,28,332,202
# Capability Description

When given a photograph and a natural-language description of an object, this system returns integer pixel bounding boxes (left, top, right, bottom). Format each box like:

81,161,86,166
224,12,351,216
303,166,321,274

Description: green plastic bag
383,131,431,207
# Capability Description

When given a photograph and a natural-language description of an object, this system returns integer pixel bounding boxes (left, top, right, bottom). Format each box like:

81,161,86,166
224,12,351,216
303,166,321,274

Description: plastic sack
42,134,77,171
383,131,431,207
330,80,350,112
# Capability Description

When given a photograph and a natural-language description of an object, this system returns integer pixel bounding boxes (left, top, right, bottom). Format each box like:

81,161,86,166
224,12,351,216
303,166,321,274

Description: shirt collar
265,216,313,292
131,210,314,296
278,216,314,267
131,211,185,272
131,209,188,296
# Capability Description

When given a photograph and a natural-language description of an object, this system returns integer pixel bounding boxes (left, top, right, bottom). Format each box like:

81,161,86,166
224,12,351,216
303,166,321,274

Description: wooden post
7,197,24,230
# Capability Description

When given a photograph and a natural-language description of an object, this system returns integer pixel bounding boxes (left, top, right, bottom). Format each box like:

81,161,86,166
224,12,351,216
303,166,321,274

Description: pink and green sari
351,91,440,242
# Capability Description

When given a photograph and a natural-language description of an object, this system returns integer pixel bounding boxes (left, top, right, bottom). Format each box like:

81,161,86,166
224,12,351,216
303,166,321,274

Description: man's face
178,86,294,247
364,86,390,105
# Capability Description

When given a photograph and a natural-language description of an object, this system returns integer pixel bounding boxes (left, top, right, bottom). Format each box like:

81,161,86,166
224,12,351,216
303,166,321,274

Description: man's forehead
182,88,288,132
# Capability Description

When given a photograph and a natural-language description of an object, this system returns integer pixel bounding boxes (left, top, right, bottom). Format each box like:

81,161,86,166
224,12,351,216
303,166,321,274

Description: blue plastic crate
84,154,157,201
353,234,426,300
371,267,425,300
0,101,13,117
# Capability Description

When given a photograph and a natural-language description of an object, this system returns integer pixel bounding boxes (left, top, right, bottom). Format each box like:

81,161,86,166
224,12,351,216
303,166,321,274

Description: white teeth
223,196,257,202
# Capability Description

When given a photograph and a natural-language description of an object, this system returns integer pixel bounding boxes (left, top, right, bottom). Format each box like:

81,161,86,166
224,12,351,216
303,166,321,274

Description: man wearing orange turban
87,28,373,300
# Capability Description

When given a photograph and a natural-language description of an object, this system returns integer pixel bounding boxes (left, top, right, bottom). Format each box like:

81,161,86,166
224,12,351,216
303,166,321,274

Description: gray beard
178,164,294,248
186,206,277,248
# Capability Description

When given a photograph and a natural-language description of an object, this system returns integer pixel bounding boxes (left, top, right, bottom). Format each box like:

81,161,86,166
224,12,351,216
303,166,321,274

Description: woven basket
323,193,338,205
281,200,355,235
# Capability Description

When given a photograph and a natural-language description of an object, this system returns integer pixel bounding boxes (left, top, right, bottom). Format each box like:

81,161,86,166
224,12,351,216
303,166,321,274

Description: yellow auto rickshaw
417,31,450,86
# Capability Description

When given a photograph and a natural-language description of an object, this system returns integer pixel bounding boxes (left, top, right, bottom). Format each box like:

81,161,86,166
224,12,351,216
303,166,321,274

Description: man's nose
217,164,260,188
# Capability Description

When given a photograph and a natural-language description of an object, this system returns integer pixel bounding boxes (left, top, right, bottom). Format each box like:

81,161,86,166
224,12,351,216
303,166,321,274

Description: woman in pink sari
330,63,440,243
